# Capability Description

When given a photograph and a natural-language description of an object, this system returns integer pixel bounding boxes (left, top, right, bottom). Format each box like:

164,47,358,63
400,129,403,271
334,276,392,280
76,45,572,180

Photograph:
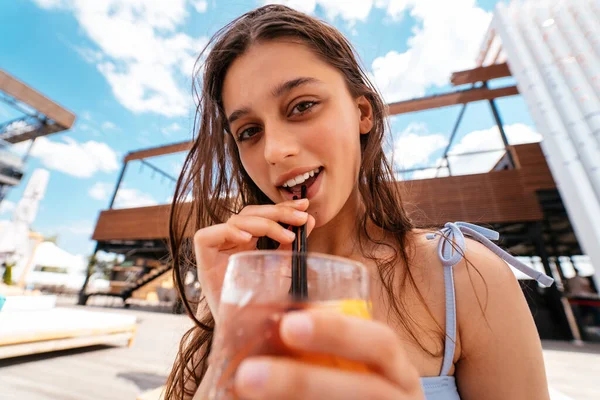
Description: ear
356,95,374,135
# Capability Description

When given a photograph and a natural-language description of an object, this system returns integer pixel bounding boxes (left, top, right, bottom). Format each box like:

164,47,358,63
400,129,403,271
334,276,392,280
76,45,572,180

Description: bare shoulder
405,229,523,305
404,229,549,398
452,239,549,399
452,238,526,331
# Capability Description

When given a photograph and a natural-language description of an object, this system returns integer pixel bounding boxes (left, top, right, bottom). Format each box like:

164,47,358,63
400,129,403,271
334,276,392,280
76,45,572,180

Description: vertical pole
530,222,582,343
108,161,128,209
77,243,99,305
78,159,128,305
438,99,469,177
22,137,37,163
484,82,515,168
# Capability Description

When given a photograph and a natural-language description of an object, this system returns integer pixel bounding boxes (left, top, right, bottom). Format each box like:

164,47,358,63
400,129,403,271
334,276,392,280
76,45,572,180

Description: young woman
166,5,552,400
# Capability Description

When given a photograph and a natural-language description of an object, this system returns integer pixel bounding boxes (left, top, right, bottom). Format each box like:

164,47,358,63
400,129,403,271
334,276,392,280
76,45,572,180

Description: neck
307,187,364,258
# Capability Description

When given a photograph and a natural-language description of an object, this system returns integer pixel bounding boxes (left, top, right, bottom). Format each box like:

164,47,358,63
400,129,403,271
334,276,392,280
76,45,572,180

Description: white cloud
263,0,373,21
161,122,182,136
88,182,113,201
21,136,119,178
114,187,158,209
101,121,117,130
0,200,16,216
31,0,208,117
396,123,542,180
391,122,447,169
191,0,208,12
90,183,160,208
261,0,491,102
4,120,37,136
447,123,542,175
371,0,491,102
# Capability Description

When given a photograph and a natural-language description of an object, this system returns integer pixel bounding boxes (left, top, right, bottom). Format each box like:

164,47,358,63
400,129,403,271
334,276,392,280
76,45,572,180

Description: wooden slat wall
400,170,543,226
92,143,557,242
92,205,172,241
512,143,556,191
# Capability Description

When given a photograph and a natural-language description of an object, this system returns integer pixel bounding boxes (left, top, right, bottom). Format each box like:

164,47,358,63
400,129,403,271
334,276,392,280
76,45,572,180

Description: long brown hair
166,5,447,398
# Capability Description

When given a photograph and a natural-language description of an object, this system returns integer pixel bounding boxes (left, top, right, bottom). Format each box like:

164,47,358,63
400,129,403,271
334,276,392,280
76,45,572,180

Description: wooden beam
387,85,519,115
0,69,75,130
3,121,65,144
124,140,193,162
451,62,512,86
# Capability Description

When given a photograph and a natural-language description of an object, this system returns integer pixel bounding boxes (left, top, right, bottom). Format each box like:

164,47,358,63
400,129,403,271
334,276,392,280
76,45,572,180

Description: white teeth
282,167,321,188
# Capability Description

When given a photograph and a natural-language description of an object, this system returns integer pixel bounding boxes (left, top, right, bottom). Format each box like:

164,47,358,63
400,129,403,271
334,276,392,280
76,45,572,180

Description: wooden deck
1,301,598,400
92,143,556,243
0,303,192,400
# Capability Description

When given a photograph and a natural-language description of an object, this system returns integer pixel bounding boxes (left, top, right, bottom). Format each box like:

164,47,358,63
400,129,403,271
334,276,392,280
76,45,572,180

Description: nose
263,126,300,165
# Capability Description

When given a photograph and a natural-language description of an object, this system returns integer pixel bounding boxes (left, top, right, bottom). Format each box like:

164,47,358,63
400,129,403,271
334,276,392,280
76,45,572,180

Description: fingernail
293,210,308,220
236,360,270,394
239,230,253,240
293,198,308,204
282,313,313,344
284,230,296,240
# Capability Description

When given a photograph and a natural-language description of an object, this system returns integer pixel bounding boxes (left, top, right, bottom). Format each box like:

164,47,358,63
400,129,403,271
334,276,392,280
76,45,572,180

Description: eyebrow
227,77,322,126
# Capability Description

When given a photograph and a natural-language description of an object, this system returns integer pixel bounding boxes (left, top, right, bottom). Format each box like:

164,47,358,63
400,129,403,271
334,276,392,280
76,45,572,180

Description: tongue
290,174,318,195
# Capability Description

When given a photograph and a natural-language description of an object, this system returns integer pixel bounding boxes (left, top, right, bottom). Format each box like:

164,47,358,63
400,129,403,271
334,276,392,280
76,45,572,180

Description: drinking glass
208,250,371,400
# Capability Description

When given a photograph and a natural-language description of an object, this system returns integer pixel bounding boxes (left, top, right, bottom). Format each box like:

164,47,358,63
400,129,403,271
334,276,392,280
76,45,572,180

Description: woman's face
222,40,373,226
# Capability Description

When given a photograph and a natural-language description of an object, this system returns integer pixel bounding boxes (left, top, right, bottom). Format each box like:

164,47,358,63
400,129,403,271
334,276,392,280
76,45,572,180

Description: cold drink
207,251,371,400
209,299,371,399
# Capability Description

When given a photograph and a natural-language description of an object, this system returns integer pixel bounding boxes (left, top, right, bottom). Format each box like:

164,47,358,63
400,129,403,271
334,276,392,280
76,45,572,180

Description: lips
278,168,323,200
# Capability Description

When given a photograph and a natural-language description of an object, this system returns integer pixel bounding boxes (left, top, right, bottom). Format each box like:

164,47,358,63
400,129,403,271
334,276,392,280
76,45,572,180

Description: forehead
222,40,345,112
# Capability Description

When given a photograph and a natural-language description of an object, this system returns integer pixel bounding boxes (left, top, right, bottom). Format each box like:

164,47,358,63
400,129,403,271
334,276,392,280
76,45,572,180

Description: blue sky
0,0,541,257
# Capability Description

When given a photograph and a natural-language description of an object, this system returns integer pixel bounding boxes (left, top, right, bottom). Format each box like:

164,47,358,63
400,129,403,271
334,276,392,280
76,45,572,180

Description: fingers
193,222,254,250
194,201,310,250
279,311,420,391
238,200,309,228
235,357,404,400
228,215,298,244
239,198,309,215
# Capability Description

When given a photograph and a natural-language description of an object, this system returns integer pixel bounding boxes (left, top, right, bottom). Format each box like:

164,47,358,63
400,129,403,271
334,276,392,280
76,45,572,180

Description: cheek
239,152,265,187
315,111,362,166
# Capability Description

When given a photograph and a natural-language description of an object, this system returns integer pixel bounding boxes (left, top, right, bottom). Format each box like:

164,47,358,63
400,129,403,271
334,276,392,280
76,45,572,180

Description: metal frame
0,69,76,205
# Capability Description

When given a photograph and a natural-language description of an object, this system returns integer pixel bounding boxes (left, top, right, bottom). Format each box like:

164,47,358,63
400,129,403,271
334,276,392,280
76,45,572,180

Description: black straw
299,185,308,297
290,195,300,298
289,188,308,300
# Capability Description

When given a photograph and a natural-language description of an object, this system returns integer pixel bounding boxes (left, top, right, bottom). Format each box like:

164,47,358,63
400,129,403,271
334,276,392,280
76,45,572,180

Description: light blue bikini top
419,222,554,400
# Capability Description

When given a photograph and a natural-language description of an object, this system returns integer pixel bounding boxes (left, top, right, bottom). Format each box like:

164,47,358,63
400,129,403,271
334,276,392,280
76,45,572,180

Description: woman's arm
454,240,550,400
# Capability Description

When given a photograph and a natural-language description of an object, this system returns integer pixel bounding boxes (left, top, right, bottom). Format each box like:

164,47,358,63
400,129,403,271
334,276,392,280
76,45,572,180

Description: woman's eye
290,101,317,116
237,126,261,142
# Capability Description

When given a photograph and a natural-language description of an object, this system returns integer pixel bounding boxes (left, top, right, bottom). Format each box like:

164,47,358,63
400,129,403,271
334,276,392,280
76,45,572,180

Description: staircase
86,263,173,305
121,264,172,300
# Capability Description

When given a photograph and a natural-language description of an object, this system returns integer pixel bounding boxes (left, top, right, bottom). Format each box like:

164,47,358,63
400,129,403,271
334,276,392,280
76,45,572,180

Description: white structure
0,168,50,280
479,0,600,287
24,241,87,290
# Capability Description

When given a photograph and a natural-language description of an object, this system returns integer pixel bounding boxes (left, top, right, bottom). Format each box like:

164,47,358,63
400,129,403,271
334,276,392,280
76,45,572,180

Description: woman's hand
193,198,316,317
234,310,425,400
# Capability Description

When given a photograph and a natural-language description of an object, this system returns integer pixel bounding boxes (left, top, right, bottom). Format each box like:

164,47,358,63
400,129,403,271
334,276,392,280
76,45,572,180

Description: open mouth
280,167,322,196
